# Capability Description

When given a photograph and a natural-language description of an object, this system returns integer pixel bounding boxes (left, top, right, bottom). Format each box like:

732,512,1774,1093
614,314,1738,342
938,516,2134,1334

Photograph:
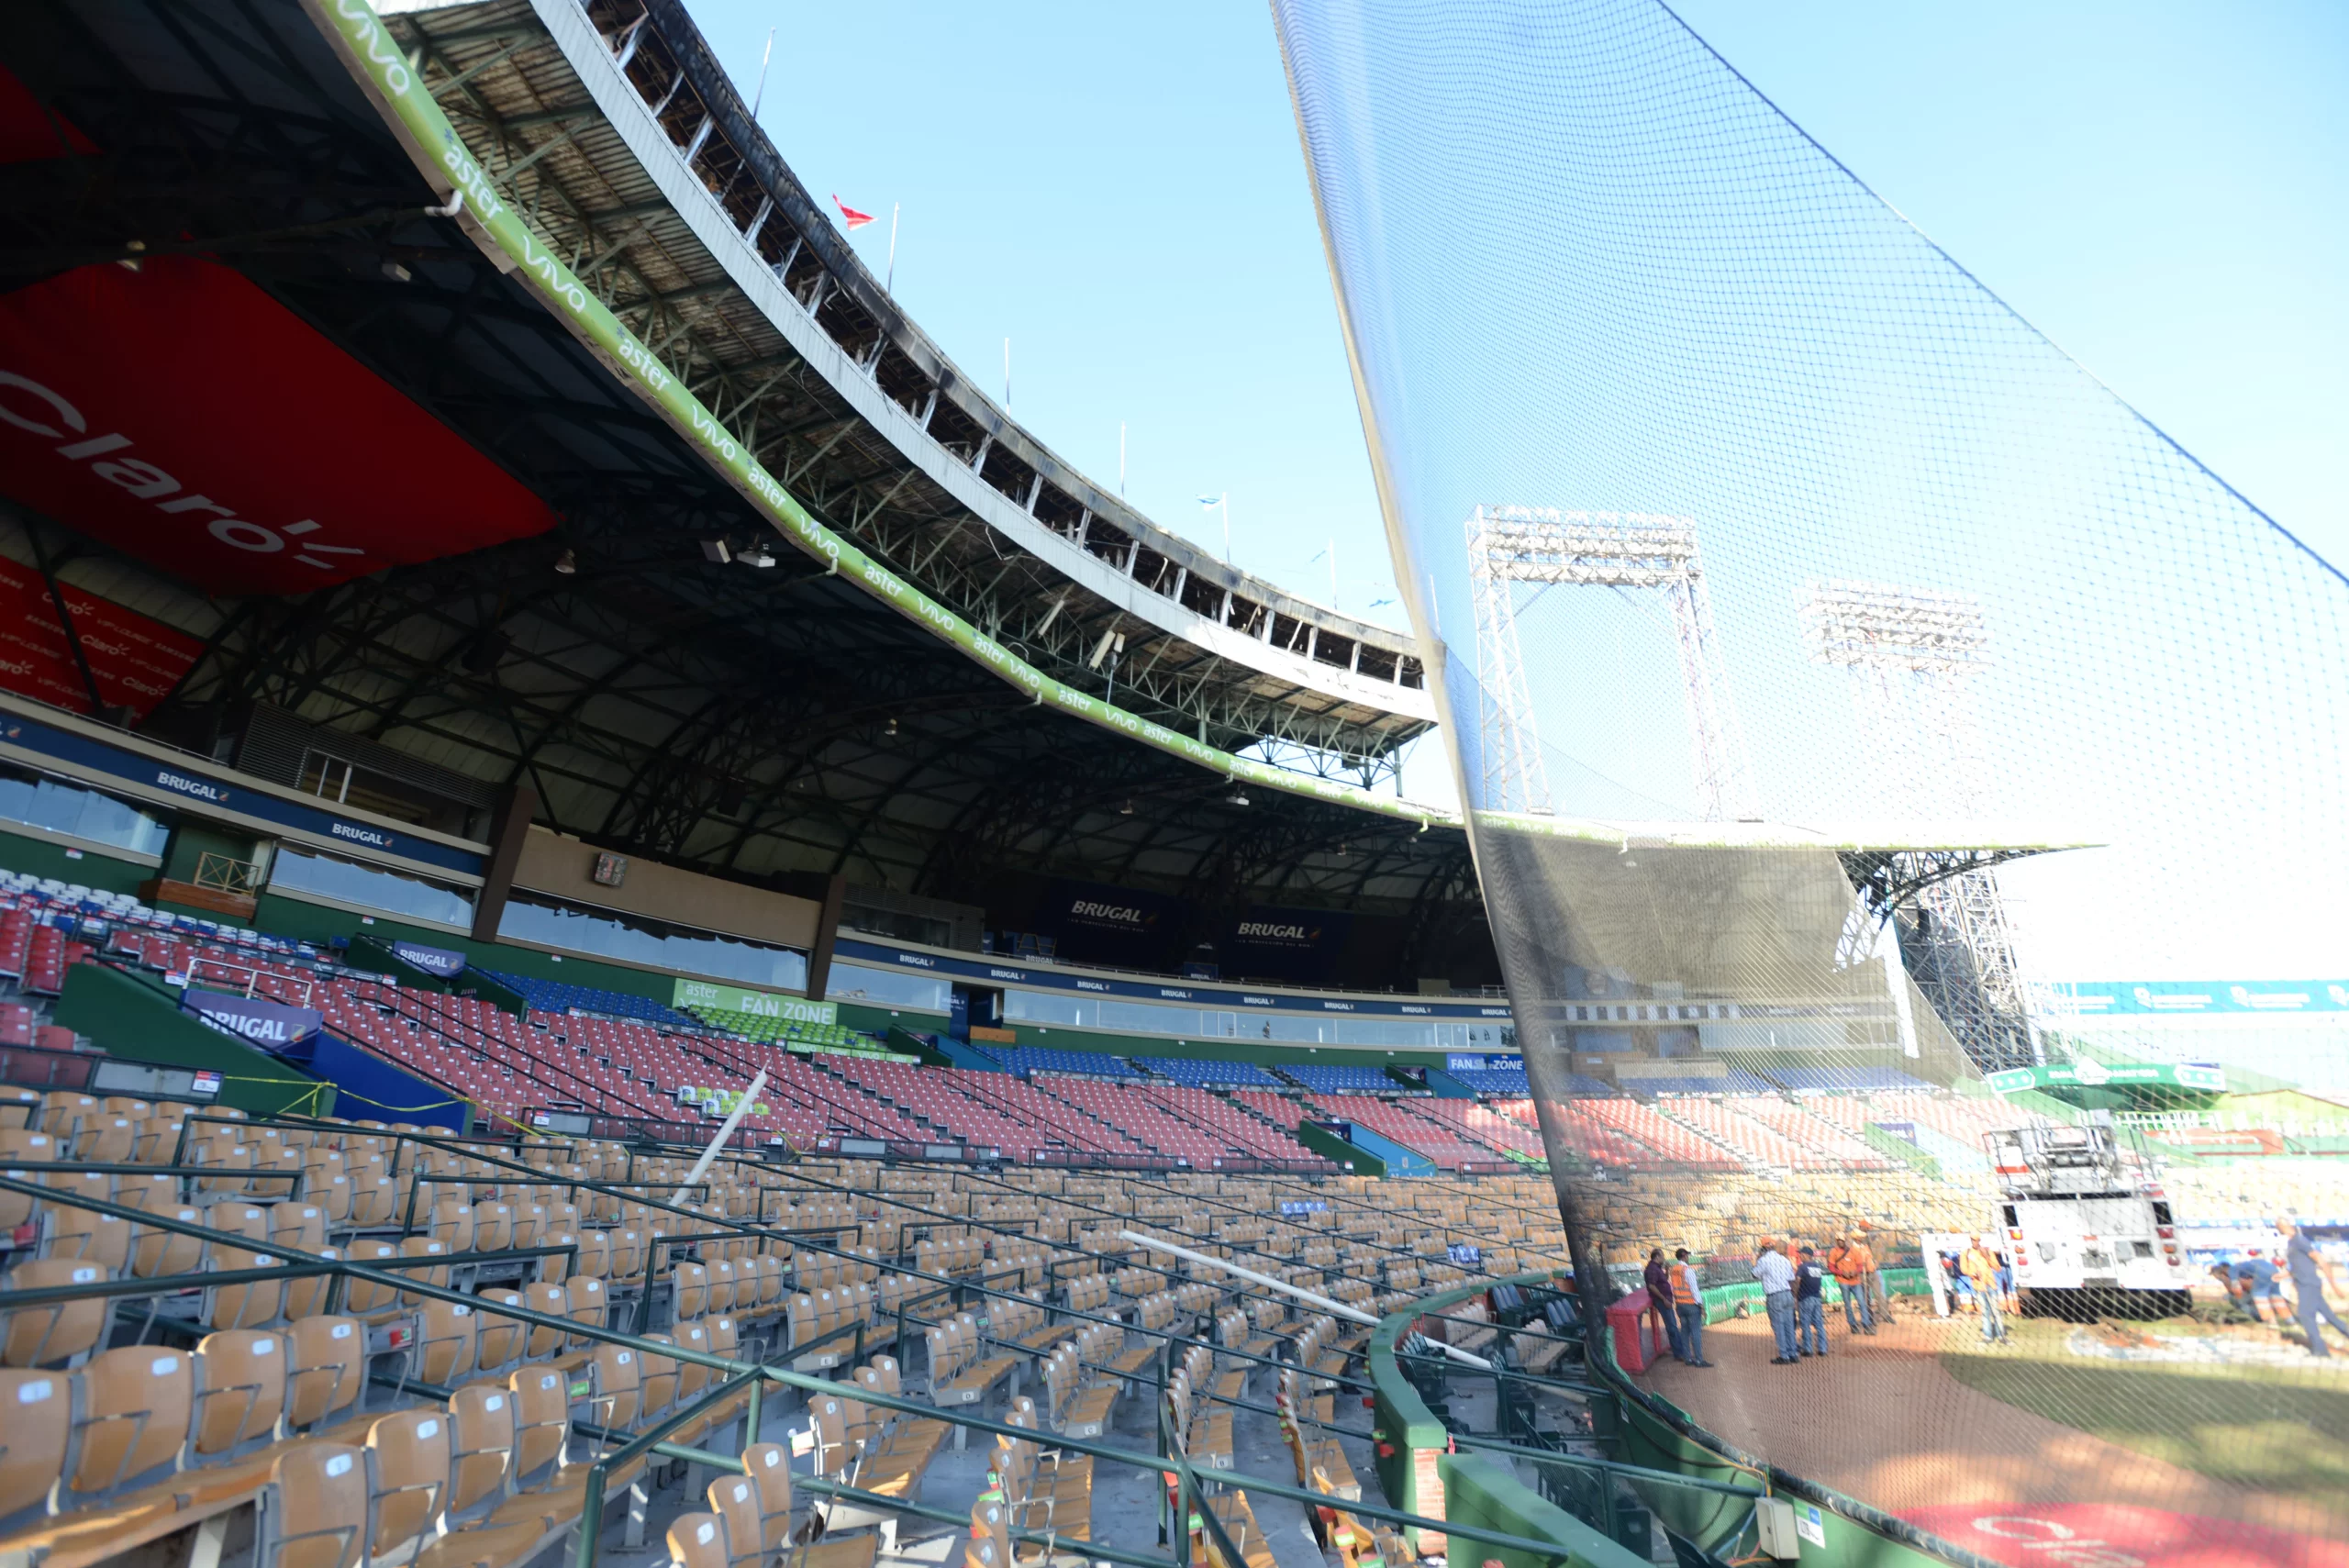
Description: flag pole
1119,423,1127,495
885,203,899,295
750,28,775,119
1222,493,1230,563
1003,338,1012,406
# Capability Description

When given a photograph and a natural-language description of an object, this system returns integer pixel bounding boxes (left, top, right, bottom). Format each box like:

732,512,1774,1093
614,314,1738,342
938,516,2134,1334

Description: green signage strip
672,978,837,1027
1986,1062,2227,1095
306,0,1450,831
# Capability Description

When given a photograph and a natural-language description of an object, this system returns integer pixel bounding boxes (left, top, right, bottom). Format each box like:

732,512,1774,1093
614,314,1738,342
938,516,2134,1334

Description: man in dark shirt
1645,1247,1688,1363
1794,1245,1829,1357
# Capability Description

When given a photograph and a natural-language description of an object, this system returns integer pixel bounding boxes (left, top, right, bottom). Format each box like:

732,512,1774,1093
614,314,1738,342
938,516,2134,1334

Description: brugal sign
181,988,323,1051
392,940,468,979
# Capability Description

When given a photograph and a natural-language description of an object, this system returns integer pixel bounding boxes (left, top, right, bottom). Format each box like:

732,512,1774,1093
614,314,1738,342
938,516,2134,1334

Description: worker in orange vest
1827,1234,1877,1336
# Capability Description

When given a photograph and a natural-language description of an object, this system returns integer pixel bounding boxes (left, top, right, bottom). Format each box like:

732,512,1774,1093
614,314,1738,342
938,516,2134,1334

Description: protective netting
1274,0,2349,1551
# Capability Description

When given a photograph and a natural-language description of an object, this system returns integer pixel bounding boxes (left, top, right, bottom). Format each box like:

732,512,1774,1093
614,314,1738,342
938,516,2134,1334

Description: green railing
0,1128,1684,1568
1367,1276,1760,1567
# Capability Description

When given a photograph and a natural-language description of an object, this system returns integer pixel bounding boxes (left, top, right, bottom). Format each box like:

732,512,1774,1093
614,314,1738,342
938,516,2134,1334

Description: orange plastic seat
192,1329,286,1463
286,1316,365,1432
1,1260,111,1367
0,1367,72,1524
264,1440,367,1568
365,1407,452,1561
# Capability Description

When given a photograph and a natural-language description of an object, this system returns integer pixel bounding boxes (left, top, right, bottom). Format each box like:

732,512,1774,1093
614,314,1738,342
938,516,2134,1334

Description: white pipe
1119,1229,1494,1371
673,1068,767,1207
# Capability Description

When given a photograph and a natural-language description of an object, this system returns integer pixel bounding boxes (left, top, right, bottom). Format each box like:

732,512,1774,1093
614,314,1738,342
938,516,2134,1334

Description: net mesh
1274,0,2349,1551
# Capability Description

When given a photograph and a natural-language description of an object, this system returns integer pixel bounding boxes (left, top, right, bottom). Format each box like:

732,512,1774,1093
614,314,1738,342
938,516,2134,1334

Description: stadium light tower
1465,506,1756,820
1465,507,1553,813
1800,579,2042,1070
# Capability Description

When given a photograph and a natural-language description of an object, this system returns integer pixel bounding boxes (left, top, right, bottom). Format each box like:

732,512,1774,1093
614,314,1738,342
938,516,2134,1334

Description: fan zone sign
672,978,834,1026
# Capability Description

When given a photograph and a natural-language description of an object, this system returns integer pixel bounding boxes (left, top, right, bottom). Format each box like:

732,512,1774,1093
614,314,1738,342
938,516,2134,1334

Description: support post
471,784,540,942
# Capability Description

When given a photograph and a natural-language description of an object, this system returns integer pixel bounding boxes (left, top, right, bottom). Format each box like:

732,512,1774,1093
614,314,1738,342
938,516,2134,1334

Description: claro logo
1070,901,1147,925
0,371,366,570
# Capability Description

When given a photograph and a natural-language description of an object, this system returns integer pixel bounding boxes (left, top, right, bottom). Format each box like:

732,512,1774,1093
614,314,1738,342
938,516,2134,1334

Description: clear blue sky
699,0,2346,614
696,0,2346,982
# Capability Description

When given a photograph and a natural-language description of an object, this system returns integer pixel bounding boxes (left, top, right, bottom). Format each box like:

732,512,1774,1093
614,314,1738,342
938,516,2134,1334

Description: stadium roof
0,0,1485,931
0,0,2081,948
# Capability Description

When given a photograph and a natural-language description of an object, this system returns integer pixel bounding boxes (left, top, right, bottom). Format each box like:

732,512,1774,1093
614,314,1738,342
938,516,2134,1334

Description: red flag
832,195,875,230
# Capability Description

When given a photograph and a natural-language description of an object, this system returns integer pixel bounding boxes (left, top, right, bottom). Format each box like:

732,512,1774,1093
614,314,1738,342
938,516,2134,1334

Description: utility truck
1982,1118,2190,1318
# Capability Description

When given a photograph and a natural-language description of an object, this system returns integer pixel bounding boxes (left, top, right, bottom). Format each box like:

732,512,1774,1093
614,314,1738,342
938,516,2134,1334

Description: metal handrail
251,1119,1386,1388
0,1158,1642,1566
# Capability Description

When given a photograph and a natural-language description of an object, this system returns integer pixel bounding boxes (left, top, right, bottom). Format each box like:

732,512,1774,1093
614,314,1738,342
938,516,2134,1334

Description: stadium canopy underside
0,0,1482,938
0,0,2079,975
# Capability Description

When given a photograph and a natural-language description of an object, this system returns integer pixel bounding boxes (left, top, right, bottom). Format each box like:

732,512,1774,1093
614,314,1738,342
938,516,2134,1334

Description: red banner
0,64,95,164
0,557,203,719
0,257,558,594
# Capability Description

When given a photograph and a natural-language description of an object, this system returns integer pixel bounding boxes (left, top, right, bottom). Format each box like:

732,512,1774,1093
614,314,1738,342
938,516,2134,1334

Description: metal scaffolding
1802,580,2042,1069
1465,506,1755,819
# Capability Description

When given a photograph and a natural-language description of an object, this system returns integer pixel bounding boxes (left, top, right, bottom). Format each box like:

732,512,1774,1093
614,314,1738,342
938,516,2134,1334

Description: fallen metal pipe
672,1066,769,1206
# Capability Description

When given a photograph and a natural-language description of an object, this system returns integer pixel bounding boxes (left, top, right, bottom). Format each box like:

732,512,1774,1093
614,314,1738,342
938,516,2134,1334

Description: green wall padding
53,962,329,1120
1441,1451,1650,1568
1293,1118,1384,1175
0,828,150,895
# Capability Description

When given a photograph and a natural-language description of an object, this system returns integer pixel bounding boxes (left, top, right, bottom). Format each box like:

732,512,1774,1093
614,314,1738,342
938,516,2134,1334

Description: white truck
1982,1120,2192,1318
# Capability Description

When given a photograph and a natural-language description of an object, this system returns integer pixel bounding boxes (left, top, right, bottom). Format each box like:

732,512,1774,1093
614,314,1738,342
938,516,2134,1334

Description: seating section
1765,1065,1932,1094
1625,1068,1779,1096
974,1047,1145,1082
473,969,699,1029
1135,1057,1286,1089
1137,1087,1328,1165
1297,1095,1487,1169
1275,1064,1397,1095
0,870,2100,1193
0,1066,2330,1568
1442,1063,1531,1095
1035,1077,1229,1163
1397,1099,1549,1162
682,1006,883,1055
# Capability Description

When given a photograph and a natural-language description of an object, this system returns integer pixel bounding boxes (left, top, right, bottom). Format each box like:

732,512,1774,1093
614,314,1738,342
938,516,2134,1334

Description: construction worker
1960,1237,2008,1344
2279,1218,2348,1357
1670,1249,1712,1366
1827,1233,1876,1335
